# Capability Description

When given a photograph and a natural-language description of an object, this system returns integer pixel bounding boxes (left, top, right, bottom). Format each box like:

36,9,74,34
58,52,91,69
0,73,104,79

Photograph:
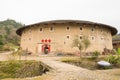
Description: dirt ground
0,52,120,80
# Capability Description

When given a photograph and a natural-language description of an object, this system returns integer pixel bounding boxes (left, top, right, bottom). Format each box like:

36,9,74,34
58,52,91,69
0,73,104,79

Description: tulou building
16,20,117,54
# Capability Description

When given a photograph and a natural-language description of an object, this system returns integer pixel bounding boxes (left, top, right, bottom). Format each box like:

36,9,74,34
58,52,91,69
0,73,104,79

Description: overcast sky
0,0,120,33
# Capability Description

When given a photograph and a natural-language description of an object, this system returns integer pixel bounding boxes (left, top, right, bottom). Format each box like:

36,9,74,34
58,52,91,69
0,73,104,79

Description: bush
61,57,97,70
15,61,47,78
0,45,3,51
106,49,120,67
0,60,49,79
61,58,81,66
117,48,120,54
91,51,100,60
107,55,117,64
106,55,120,66
1,43,17,51
0,60,21,78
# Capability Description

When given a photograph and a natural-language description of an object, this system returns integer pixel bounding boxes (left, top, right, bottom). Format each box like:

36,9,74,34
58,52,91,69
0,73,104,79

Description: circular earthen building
16,20,117,54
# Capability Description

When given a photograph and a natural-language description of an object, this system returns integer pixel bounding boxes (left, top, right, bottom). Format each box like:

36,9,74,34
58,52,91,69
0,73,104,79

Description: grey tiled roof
16,20,118,36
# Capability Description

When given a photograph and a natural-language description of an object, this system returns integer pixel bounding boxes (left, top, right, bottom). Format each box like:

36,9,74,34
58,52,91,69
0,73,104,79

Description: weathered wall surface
20,23,113,54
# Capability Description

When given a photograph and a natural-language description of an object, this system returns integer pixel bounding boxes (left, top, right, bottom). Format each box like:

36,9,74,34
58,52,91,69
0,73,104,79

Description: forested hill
0,19,23,48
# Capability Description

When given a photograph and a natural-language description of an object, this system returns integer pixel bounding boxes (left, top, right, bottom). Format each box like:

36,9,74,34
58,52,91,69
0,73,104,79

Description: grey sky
0,0,120,33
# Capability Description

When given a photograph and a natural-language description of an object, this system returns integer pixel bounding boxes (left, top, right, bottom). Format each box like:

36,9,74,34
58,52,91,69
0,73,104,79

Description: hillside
0,19,23,50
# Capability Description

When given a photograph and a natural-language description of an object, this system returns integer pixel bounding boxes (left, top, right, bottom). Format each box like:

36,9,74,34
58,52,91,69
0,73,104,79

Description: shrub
91,51,100,60
0,60,49,79
0,60,21,78
106,55,117,64
15,61,46,78
61,57,97,70
0,45,3,51
61,57,81,65
113,49,118,54
117,48,120,55
106,55,120,67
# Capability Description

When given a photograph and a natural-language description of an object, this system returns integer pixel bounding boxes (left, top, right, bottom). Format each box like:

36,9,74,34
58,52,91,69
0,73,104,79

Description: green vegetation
61,57,97,70
106,49,120,67
113,34,120,40
91,51,100,60
117,48,120,54
72,35,90,57
11,47,30,60
0,60,49,79
82,36,91,52
61,55,120,70
0,19,23,51
72,35,83,53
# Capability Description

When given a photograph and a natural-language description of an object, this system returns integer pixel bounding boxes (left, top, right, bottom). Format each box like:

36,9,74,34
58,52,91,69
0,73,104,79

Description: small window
40,27,43,32
101,38,103,40
91,36,95,40
79,36,83,40
66,27,70,31
29,38,31,40
80,27,82,31
29,29,32,33
91,27,94,32
50,27,54,32
79,35,83,40
66,35,70,40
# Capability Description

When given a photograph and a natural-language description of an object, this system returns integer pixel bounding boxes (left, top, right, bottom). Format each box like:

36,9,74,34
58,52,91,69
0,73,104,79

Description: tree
0,35,3,45
73,38,83,52
0,19,23,46
72,35,83,57
117,48,120,55
4,27,10,35
83,36,91,52
12,47,22,60
72,35,91,57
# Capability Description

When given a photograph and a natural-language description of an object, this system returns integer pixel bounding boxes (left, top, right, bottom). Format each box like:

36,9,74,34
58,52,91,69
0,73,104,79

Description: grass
0,60,49,79
60,57,114,70
3,73,53,80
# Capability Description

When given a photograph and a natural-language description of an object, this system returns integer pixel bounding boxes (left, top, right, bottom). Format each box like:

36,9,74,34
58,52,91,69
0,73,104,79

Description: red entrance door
41,39,51,54
41,44,51,54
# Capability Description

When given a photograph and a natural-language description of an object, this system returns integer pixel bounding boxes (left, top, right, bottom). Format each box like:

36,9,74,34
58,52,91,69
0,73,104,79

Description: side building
113,34,120,50
16,20,117,54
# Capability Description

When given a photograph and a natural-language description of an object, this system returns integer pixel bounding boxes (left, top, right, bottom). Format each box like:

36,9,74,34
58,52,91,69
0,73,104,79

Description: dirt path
0,52,12,61
35,57,120,80
0,53,120,80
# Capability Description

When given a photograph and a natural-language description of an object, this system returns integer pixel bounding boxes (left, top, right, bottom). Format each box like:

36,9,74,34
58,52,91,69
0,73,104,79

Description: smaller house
113,34,120,50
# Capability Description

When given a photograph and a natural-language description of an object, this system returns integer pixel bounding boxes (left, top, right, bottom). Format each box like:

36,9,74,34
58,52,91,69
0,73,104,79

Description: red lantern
45,39,47,42
48,39,51,43
41,39,44,43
